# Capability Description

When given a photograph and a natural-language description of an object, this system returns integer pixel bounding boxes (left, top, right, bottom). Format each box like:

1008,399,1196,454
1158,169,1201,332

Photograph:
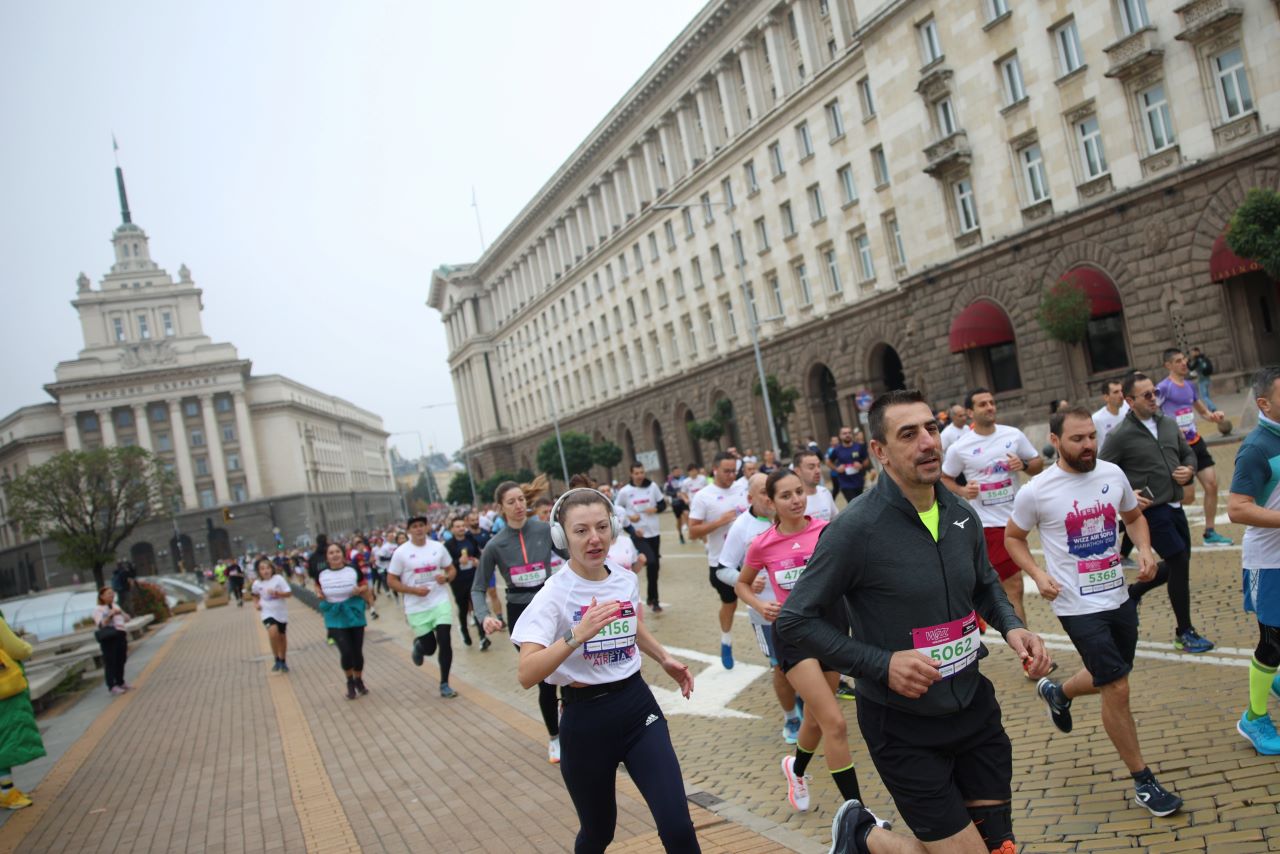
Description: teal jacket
319,596,367,629
0,612,47,770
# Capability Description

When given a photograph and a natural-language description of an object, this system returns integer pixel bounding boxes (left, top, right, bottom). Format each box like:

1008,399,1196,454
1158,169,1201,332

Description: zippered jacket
776,472,1023,717
1098,410,1195,506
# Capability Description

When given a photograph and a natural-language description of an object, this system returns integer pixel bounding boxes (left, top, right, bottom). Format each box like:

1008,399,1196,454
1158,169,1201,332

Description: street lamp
652,198,781,456
421,402,479,506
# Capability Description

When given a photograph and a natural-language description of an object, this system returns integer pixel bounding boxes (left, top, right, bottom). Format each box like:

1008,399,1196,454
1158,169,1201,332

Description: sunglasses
1134,391,1156,400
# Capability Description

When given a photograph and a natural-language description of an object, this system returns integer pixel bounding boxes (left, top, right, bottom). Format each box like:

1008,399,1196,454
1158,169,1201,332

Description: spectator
92,588,132,695
0,611,45,810
1188,346,1217,411
111,561,133,613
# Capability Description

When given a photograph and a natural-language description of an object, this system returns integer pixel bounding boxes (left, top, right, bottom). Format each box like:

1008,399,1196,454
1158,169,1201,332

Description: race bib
767,558,807,602
410,565,441,588
1078,554,1123,595
509,562,547,588
577,602,638,664
912,611,979,678
844,465,856,475
980,477,1014,506
1173,406,1197,440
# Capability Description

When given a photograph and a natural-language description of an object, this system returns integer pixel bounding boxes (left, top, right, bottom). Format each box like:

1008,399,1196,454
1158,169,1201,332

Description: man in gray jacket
777,389,1051,854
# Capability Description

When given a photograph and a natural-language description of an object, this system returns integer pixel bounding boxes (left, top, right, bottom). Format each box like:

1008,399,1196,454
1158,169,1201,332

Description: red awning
1061,266,1123,317
1210,233,1262,282
949,299,1014,354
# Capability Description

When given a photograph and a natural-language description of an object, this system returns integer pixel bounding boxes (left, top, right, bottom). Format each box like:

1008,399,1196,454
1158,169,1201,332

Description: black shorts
1058,599,1138,687
263,617,287,634
771,623,838,675
1142,503,1191,559
708,566,737,604
857,675,1012,842
672,498,689,516
1190,439,1214,471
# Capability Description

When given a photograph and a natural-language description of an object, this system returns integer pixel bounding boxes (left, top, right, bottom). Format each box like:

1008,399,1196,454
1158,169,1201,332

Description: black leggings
228,576,244,602
636,536,661,606
98,632,128,689
559,674,698,853
1257,622,1280,668
417,625,453,684
508,600,559,737
330,626,365,672
451,571,483,640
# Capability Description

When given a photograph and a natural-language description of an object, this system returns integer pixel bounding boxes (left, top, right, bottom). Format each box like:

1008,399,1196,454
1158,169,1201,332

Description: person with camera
92,588,133,695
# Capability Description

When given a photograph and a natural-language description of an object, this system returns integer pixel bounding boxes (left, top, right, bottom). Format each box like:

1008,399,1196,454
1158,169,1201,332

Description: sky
0,0,707,461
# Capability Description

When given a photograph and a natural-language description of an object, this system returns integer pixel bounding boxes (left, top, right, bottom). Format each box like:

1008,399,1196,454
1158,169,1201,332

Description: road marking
983,635,1249,668
1029,630,1255,659
649,645,767,719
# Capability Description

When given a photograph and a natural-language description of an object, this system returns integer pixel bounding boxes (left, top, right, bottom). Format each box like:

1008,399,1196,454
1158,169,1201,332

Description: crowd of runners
201,350,1280,854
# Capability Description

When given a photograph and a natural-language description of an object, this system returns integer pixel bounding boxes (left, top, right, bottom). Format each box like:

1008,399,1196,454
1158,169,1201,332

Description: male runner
829,425,870,505
940,403,970,455
1158,348,1232,546
941,388,1043,628
1227,365,1280,754
689,452,747,670
1005,406,1183,816
1091,379,1130,454
779,389,1050,854
615,462,667,611
1101,371,1214,652
665,465,687,543
387,516,459,698
794,448,839,522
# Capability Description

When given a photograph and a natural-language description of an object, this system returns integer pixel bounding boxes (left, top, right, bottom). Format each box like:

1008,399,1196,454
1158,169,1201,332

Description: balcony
923,131,971,176
1174,0,1243,43
1103,27,1163,80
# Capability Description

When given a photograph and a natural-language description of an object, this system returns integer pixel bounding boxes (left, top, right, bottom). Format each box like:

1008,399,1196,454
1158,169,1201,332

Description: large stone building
432,0,1278,483
0,169,398,594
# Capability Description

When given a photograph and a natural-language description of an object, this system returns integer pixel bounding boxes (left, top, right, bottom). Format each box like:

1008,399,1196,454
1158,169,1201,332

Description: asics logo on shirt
1101,484,1110,494
953,518,968,529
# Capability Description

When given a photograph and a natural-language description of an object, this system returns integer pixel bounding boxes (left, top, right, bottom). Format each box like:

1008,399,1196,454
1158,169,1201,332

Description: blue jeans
1197,376,1216,411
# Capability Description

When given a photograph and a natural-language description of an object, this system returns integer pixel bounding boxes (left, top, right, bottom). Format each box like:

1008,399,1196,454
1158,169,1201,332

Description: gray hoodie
472,517,555,620
776,472,1023,717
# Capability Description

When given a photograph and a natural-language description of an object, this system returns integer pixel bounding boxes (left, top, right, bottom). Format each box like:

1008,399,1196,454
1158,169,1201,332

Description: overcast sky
0,0,705,461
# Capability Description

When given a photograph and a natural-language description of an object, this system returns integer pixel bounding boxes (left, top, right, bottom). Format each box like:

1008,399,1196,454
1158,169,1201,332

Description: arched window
1062,266,1128,373
949,299,1022,392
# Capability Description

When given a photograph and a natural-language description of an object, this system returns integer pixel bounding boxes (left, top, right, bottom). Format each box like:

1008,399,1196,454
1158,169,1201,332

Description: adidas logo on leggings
645,713,659,727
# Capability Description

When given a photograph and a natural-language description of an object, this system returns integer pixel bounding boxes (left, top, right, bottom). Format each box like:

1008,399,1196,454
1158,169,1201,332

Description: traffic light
221,507,234,524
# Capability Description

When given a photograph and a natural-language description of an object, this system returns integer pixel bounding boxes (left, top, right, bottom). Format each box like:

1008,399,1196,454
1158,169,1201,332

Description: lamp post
421,402,479,506
652,198,781,456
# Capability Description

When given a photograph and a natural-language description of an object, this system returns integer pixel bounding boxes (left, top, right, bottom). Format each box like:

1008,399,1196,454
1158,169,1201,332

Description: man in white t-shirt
1006,405,1183,818
940,403,970,454
387,516,459,698
689,452,748,670
942,387,1043,627
1092,379,1130,454
615,461,668,612
792,448,838,522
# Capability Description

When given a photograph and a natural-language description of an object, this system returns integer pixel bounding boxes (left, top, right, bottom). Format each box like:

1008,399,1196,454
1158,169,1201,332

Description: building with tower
0,166,397,595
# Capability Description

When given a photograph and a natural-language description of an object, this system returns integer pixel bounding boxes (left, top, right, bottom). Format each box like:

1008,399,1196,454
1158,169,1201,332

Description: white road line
982,635,1249,668
651,644,767,719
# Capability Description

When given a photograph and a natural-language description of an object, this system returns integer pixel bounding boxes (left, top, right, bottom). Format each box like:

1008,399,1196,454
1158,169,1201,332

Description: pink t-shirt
743,516,827,605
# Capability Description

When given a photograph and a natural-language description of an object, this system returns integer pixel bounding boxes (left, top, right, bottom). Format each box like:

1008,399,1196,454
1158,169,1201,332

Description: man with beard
1005,406,1183,817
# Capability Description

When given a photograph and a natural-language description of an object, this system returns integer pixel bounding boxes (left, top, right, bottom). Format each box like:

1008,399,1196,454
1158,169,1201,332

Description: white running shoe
548,737,561,765
781,755,810,811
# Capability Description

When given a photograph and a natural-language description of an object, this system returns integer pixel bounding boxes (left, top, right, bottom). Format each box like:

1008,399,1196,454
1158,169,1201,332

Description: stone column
657,119,682,183
828,0,852,53
642,134,664,197
694,82,721,154
199,394,230,504
713,61,742,139
603,173,623,228
62,413,81,451
97,408,117,447
791,0,820,80
132,403,153,452
626,151,646,212
168,400,198,509
585,190,604,245
764,17,791,100
232,390,263,500
737,41,765,124
677,98,702,168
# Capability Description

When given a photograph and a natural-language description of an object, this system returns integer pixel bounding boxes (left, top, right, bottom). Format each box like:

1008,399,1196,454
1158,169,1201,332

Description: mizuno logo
953,518,969,529
645,713,659,726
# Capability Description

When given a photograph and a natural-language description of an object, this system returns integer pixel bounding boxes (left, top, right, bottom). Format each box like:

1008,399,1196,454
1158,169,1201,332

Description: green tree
1035,277,1092,343
410,472,436,504
688,416,725,450
590,440,624,482
1227,188,1280,279
752,374,801,455
446,471,474,505
3,447,175,589
475,469,536,506
536,431,595,478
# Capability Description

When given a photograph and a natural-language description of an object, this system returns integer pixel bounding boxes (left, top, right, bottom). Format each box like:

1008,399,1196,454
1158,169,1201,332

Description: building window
887,217,907,267
768,141,785,176
837,165,858,205
634,243,645,269
641,290,652,316
754,217,770,252
854,233,875,282
872,146,890,187
162,311,175,337
112,317,126,342
231,483,247,503
1076,116,1108,179
1000,55,1026,105
702,307,717,349
226,453,241,472
722,296,739,338
199,488,216,509
793,261,813,306
1086,314,1129,373
618,253,629,278
796,121,814,158
953,178,979,233
807,184,825,222
721,177,735,210
918,18,943,65
195,456,209,476
626,298,637,325
657,278,669,307
731,231,746,266
673,268,686,298
149,403,167,423
744,160,759,194
81,413,99,432
664,220,676,250
857,77,876,119
692,256,705,287
682,315,698,356
1054,20,1083,76
1138,83,1175,152
137,314,151,340
768,274,785,315
987,342,1023,393
1117,0,1148,35
682,207,695,238
988,0,1009,20
701,192,715,224
823,248,842,294
648,233,659,262
1213,48,1253,120
780,201,796,237
711,245,725,277
825,100,845,140
215,396,232,413
190,428,205,447
183,400,199,418
1020,144,1050,203
935,97,958,137
156,432,172,452
114,409,133,429
744,282,759,324
650,332,663,371
221,423,236,443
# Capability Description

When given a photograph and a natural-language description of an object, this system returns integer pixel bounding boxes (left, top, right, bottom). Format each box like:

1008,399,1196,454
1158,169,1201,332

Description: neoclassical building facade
432,0,1278,482
0,170,397,593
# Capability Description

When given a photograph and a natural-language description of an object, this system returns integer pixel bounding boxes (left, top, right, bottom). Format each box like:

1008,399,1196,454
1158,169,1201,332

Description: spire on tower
113,135,132,224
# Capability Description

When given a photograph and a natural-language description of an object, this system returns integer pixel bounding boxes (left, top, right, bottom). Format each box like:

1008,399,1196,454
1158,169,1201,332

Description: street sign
855,388,874,412
636,450,660,471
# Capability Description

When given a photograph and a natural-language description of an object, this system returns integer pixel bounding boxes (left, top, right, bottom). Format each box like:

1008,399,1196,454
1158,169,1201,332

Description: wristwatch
562,629,581,649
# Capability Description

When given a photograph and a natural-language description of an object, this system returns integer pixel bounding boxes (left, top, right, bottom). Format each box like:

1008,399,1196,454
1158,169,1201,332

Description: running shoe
827,798,893,854
412,638,425,666
271,660,282,672
1133,777,1182,817
1036,678,1072,734
480,637,492,652
355,678,369,696
1272,674,1280,701
440,683,458,699
110,686,126,696
548,737,561,765
836,680,856,701
782,717,801,745
989,842,1017,854
781,755,810,811
651,603,664,614
344,683,357,701
371,609,381,620
280,662,289,674
1202,530,1234,547
461,632,472,647
1237,711,1280,755
721,643,734,670
1173,628,1215,654
0,788,32,810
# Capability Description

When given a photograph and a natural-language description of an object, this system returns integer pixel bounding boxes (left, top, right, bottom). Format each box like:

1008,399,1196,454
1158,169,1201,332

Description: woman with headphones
511,487,699,854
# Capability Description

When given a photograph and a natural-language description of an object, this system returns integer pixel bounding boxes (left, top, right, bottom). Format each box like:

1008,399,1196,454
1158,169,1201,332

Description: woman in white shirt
511,488,698,853
251,557,293,673
91,588,131,695
318,542,374,700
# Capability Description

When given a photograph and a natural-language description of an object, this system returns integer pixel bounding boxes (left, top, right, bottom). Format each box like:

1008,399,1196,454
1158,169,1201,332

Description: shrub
132,580,171,624
1035,276,1092,343
1227,188,1280,280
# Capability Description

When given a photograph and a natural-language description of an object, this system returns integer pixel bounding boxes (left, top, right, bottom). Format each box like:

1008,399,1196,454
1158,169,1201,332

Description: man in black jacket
778,389,1050,854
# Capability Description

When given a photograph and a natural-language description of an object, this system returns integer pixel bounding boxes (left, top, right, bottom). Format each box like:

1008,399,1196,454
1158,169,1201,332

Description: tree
410,473,436,504
475,469,536,506
1034,276,1092,344
536,431,595,478
687,416,725,450
446,471,474,505
1227,188,1280,280
590,440,623,482
3,447,175,589
752,374,801,455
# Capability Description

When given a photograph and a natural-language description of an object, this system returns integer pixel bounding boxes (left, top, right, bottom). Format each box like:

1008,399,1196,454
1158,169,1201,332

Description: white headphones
549,487,621,550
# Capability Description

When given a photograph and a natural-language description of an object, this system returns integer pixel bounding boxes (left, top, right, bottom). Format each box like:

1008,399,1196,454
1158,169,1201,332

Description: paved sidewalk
0,600,815,854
